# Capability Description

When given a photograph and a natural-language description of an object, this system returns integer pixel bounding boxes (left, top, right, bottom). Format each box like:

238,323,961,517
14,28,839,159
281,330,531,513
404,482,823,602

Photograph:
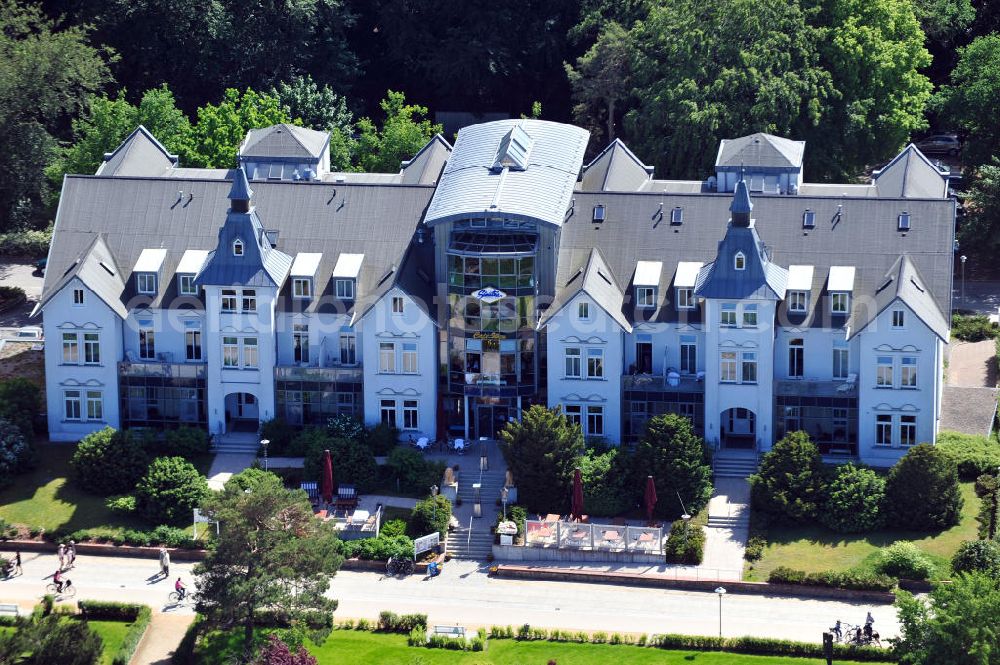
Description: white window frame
85,390,103,421
293,278,312,300
788,290,808,313
232,239,244,256
136,272,157,295
741,351,757,384
636,287,655,309
242,337,258,368
742,304,757,328
73,288,85,306
720,351,738,383
892,309,905,329
380,399,397,426
586,405,604,437
391,296,404,314
564,404,582,428
221,289,238,312
831,291,850,314
676,287,694,310
139,327,156,360
185,329,202,361
293,324,309,364
832,346,849,379
680,338,697,374
83,332,100,365
379,342,396,373
720,303,737,327
241,289,257,313
900,415,917,446
402,400,419,430
223,337,240,367
876,356,893,388
339,333,356,365
565,347,581,378
577,301,590,320
734,252,746,271
178,274,197,296
62,333,79,364
587,348,604,379
788,339,804,378
63,389,82,421
875,414,893,447
901,356,917,388
335,278,354,300
402,343,418,374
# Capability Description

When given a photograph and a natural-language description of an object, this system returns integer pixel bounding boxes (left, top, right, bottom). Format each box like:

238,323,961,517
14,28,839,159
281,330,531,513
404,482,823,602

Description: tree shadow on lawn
766,524,950,549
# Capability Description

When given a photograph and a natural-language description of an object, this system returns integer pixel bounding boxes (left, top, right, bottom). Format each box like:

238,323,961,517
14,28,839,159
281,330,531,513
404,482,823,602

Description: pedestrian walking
13,551,21,576
158,547,170,578
57,543,65,570
67,541,76,568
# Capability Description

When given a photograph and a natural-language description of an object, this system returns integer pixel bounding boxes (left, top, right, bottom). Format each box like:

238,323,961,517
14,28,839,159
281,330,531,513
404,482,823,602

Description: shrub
253,634,318,665
31,614,105,664
0,377,41,437
579,446,633,516
744,535,767,562
647,633,891,661
364,422,398,455
749,432,824,523
875,542,936,580
160,427,210,458
819,463,886,533
337,534,414,560
303,435,378,492
259,418,297,456
766,567,896,591
78,601,151,665
0,285,25,310
378,611,427,633
975,473,998,539
937,431,1000,479
71,427,149,495
386,447,445,494
950,313,996,341
499,405,584,513
634,414,713,519
134,456,209,524
328,414,365,443
379,519,408,538
495,504,528,538
409,494,452,538
105,494,137,515
884,444,964,530
663,520,705,564
952,539,1000,576
0,417,32,486
0,226,51,257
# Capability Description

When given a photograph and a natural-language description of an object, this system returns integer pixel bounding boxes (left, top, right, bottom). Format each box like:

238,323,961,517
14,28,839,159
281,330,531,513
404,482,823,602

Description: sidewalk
131,612,195,665
206,453,256,490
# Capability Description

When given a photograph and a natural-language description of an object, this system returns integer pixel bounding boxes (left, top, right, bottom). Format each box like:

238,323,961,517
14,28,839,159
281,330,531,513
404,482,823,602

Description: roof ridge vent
491,125,533,172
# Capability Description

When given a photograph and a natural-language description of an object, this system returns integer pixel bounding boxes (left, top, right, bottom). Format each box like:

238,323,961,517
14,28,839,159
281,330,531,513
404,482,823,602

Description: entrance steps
713,450,759,479
445,468,506,560
211,431,260,454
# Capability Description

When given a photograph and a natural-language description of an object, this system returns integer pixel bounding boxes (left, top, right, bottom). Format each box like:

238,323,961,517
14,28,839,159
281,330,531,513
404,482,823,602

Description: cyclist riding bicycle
174,577,186,600
53,569,65,593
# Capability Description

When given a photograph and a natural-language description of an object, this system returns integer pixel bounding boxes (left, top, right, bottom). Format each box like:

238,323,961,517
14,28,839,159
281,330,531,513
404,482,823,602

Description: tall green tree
0,0,111,230
957,158,1000,255
912,0,976,42
195,469,342,663
633,413,713,519
272,75,354,171
936,34,1000,170
895,573,1000,664
624,0,833,179
190,88,291,168
749,431,825,523
352,90,441,173
885,443,964,530
565,21,632,148
499,405,584,514
47,85,193,180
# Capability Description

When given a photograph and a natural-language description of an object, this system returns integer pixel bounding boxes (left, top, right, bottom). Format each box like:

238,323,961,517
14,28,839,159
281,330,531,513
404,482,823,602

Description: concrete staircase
712,449,759,479
211,431,260,454
445,468,505,560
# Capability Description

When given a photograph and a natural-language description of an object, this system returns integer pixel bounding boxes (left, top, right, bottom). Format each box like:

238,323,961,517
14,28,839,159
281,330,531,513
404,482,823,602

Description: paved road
0,260,42,331
0,552,899,643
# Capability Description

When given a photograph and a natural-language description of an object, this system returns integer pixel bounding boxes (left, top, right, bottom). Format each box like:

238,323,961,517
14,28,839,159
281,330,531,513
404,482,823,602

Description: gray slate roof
34,234,127,318
425,119,589,227
579,139,654,192
716,133,805,169
538,247,632,332
96,126,178,177
847,255,949,341
872,145,950,198
239,124,329,159
399,134,452,185
194,208,293,288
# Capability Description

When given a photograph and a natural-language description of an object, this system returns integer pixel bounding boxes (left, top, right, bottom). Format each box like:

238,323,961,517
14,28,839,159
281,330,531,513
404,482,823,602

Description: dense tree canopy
565,21,632,148
633,414,713,519
936,34,1000,171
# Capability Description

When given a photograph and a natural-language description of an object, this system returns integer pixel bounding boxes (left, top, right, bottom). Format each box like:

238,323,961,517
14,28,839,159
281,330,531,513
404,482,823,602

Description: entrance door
473,400,510,440
225,392,259,432
721,408,756,448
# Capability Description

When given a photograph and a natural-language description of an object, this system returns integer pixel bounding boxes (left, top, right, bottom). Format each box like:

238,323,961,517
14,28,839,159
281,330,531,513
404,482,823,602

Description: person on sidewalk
57,543,65,570
67,541,76,568
13,551,21,576
159,548,170,578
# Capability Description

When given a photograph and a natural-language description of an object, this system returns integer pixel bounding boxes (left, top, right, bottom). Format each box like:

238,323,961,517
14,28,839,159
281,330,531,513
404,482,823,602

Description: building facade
37,121,955,466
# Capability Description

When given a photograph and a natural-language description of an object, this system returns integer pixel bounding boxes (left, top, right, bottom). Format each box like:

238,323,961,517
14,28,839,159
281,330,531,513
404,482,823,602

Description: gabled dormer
332,253,364,302
290,252,322,300
133,248,167,297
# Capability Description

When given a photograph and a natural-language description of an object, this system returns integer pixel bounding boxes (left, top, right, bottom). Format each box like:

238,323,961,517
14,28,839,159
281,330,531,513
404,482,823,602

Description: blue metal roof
695,223,787,300
228,167,254,202
424,119,590,228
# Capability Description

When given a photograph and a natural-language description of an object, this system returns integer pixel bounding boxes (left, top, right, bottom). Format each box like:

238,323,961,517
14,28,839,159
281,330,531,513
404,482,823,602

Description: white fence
524,520,663,553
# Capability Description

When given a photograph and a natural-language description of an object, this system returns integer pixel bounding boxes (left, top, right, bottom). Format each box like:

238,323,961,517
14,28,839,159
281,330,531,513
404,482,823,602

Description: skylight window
671,207,683,224
803,210,815,229
491,125,533,171
592,204,605,223
898,212,911,231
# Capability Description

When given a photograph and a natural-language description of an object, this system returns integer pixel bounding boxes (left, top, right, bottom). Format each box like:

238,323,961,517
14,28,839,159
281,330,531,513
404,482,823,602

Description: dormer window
788,290,808,312
335,278,355,300
178,274,197,296
734,252,746,271
676,287,694,310
635,286,655,309
671,207,683,224
831,292,850,314
898,212,911,231
136,273,157,295
892,309,905,328
293,277,313,300
233,239,244,256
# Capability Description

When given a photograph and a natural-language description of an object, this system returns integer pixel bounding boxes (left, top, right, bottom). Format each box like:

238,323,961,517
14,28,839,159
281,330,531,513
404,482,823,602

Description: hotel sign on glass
474,287,506,303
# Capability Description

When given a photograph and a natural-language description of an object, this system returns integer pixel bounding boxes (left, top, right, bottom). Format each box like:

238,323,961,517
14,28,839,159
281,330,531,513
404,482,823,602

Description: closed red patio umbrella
571,468,584,521
321,449,334,505
644,475,658,525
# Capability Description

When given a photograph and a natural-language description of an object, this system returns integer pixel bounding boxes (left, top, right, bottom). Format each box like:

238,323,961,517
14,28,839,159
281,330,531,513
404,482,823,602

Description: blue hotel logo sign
474,287,506,303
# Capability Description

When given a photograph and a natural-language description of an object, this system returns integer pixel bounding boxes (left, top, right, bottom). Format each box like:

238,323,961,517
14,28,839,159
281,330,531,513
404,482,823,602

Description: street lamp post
260,438,270,471
430,484,439,497
715,586,727,637
682,513,691,548
501,487,509,521
961,255,967,305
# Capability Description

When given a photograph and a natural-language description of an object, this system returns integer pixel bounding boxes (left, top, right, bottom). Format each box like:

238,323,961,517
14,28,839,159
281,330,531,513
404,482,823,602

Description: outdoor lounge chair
335,485,358,510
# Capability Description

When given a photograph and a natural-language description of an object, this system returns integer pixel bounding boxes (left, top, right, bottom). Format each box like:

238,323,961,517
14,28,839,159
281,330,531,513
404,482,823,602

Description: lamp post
501,487,509,521
260,438,270,471
682,513,691,548
430,484,439,497
961,255,967,305
715,586,727,637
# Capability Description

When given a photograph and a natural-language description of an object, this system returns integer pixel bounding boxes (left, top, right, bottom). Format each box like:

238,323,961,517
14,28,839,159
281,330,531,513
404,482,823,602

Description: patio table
602,529,622,543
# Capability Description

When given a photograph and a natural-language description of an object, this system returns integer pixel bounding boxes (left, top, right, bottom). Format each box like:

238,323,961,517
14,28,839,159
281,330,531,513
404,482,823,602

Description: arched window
232,239,244,256
734,251,746,270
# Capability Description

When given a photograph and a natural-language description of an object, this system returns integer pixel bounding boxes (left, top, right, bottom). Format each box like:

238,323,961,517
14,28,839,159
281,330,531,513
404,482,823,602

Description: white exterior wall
360,288,437,441
703,298,776,450
856,301,942,467
626,322,706,376
274,312,356,367
203,285,278,435
773,327,858,381
545,292,625,444
42,279,124,441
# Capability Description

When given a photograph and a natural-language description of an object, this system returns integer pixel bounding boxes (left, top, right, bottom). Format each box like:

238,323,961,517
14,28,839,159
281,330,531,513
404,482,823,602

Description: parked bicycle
386,556,414,577
45,579,75,598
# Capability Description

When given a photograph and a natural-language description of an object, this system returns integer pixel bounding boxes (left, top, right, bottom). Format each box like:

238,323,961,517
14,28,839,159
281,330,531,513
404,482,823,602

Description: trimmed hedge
378,611,427,633
951,314,996,342
77,600,151,665
663,519,705,564
0,227,52,258
937,431,1000,480
52,525,204,549
253,607,335,630
767,566,896,592
336,534,413,561
647,633,893,661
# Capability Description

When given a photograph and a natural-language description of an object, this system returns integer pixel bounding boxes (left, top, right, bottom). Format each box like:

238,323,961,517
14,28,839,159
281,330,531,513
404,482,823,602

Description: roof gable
580,139,654,192
716,133,805,169
872,145,949,198
539,247,631,332
34,235,127,318
96,126,178,177
400,133,452,185
847,255,948,341
239,124,329,160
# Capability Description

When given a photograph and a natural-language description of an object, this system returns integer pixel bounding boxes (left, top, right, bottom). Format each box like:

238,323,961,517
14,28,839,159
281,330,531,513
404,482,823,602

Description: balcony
274,365,362,383
775,378,857,397
622,373,704,393
118,361,206,380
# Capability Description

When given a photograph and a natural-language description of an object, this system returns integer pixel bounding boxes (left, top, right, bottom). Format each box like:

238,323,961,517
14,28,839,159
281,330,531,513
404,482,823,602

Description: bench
0,604,19,617
433,625,466,639
335,484,358,510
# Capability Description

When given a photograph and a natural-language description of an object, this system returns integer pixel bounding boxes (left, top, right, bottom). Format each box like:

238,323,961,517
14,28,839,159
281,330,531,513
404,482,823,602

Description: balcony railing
775,378,857,397
622,373,705,393
274,365,363,383
118,361,206,379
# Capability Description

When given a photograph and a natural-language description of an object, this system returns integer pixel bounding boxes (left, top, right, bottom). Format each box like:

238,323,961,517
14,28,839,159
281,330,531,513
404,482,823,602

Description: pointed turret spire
228,167,253,213
730,177,753,227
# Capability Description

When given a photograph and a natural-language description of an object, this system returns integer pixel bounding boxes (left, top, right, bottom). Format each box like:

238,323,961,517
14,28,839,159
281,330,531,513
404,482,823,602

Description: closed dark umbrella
644,475,658,524
571,468,584,521
321,449,334,504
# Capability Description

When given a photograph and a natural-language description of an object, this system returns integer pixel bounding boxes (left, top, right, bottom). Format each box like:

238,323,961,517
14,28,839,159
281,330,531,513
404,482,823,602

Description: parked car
33,257,46,275
915,134,961,156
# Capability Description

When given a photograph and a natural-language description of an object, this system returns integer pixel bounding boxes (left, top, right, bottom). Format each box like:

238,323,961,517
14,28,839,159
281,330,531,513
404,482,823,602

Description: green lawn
745,481,981,581
196,629,891,665
0,443,213,536
89,619,132,665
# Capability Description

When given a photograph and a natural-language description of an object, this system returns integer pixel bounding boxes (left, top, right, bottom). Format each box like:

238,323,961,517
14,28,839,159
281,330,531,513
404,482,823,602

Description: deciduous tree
190,88,291,168
885,443,964,530
936,34,1000,170
565,21,632,148
353,91,441,173
749,431,824,523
